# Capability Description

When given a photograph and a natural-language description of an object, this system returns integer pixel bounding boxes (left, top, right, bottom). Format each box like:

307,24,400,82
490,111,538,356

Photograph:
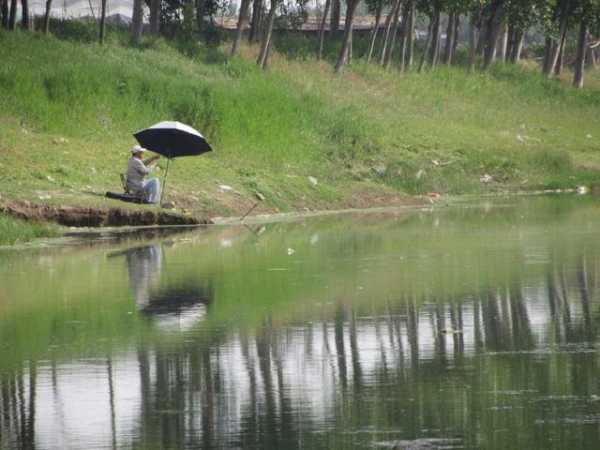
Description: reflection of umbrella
134,121,213,204
143,284,213,332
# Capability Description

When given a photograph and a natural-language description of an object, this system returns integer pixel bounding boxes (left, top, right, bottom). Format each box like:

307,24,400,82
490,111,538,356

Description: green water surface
2,196,600,450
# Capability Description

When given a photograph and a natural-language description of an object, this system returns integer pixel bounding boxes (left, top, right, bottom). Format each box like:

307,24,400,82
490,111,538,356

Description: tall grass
0,214,58,245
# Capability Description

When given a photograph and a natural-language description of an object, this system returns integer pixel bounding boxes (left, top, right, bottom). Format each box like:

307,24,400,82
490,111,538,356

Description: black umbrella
134,121,212,204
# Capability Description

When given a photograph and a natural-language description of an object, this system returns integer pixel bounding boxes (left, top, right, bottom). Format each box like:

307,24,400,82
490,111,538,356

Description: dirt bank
0,200,207,227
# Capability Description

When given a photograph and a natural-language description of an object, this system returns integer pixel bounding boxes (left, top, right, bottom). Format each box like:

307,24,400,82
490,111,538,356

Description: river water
2,196,600,450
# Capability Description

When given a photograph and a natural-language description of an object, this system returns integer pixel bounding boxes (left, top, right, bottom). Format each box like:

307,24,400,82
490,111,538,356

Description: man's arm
143,155,160,166
134,158,152,175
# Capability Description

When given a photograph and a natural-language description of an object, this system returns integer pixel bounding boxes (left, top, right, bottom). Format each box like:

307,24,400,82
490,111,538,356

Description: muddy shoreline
1,200,207,227
0,188,586,248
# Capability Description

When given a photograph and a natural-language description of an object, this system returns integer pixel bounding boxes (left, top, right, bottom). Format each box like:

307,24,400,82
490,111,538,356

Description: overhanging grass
0,214,59,246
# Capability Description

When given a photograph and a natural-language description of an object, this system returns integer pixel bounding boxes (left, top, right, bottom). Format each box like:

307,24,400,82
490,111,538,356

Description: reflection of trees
4,252,600,450
0,364,36,450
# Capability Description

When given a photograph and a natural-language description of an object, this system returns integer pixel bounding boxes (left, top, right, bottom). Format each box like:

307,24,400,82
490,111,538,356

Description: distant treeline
1,0,599,86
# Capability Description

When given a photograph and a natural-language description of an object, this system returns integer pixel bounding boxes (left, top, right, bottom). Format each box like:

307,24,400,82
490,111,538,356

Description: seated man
126,145,161,204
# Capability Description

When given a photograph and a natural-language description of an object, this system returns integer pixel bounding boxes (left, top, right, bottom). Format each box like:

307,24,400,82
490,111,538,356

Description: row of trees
1,0,599,86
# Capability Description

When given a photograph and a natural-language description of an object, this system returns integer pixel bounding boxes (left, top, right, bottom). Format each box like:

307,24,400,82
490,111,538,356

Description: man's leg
143,178,161,204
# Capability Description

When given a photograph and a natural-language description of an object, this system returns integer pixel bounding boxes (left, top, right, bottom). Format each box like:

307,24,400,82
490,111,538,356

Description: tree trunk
475,16,486,56
467,12,479,71
482,2,504,70
429,5,441,67
383,0,403,68
249,0,263,43
150,0,160,35
573,19,587,88
231,0,251,56
334,0,359,73
379,0,400,65
554,31,567,76
499,22,508,62
506,22,514,58
348,25,353,60
509,28,523,63
257,0,277,69
418,15,434,72
404,0,415,69
542,37,553,74
99,0,107,44
317,0,331,60
547,13,568,77
8,0,16,29
130,0,143,43
585,36,595,68
195,0,206,35
20,0,28,29
330,0,340,37
366,2,383,63
451,14,460,59
443,11,455,64
1,0,9,29
43,0,52,33
588,46,598,69
398,2,410,71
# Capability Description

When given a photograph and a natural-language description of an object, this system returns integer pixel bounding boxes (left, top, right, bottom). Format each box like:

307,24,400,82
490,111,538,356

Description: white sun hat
130,144,147,154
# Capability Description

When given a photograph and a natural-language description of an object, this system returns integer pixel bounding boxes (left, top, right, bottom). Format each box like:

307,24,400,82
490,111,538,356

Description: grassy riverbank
1,27,599,230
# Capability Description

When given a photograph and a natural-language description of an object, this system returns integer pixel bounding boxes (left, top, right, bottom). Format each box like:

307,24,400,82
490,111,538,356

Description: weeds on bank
0,214,58,246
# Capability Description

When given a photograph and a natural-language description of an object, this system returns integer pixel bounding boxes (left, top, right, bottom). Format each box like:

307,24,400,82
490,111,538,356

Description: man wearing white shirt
126,145,161,204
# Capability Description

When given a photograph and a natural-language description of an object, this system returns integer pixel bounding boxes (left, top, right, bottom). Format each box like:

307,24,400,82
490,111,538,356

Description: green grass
1,27,599,220
0,214,58,246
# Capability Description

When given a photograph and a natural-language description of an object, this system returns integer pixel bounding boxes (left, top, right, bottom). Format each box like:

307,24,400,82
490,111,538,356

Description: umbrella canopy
133,121,212,158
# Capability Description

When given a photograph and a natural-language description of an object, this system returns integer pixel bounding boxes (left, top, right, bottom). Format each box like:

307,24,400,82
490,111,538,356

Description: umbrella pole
160,158,171,206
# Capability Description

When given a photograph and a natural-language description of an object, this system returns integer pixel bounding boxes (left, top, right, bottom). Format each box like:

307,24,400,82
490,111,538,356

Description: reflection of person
126,145,161,204
125,245,163,309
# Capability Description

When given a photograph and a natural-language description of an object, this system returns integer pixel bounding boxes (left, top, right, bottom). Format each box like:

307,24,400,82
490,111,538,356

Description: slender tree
43,0,53,33
499,22,508,61
366,0,385,63
317,0,332,59
418,13,434,71
20,0,28,29
150,0,160,34
547,1,572,77
231,0,251,56
1,0,9,28
330,0,341,37
554,28,567,75
398,1,411,69
8,0,16,29
257,0,280,69
249,0,263,42
99,0,107,44
195,0,205,34
404,0,415,69
443,11,457,64
429,3,442,67
482,0,505,70
131,0,144,43
334,0,361,72
380,0,401,65
508,27,524,62
452,13,460,56
573,18,588,88
542,36,554,72
467,4,482,71
383,0,403,67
